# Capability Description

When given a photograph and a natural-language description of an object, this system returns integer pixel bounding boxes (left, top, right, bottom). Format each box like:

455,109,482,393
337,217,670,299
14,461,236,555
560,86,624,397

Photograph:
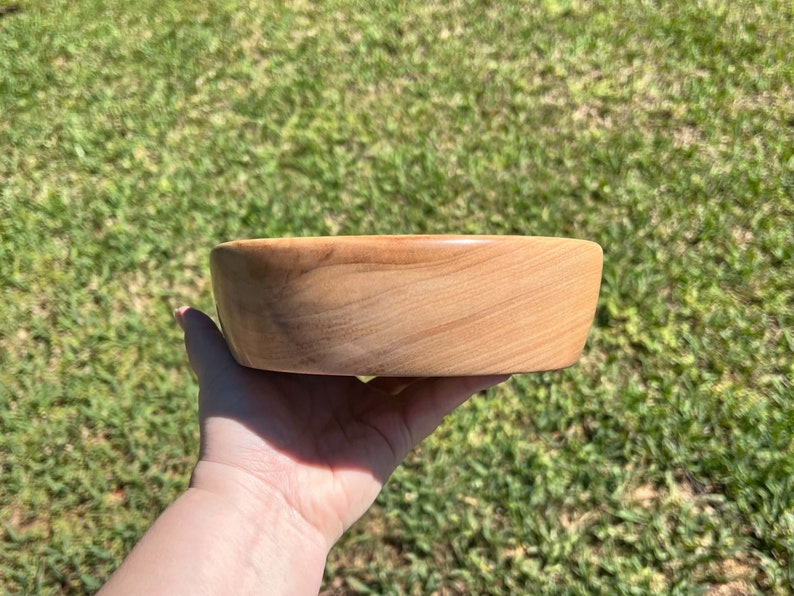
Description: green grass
1,0,793,592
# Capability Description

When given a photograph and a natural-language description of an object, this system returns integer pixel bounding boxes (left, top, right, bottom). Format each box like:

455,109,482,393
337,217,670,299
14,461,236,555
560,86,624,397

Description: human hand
175,306,508,551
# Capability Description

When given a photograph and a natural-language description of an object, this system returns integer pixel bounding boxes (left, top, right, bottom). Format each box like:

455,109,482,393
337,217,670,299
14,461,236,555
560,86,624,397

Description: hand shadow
180,306,509,488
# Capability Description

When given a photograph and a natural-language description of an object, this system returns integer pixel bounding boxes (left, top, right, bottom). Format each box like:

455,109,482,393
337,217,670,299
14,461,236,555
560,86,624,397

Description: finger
399,375,510,444
367,376,425,395
175,306,238,386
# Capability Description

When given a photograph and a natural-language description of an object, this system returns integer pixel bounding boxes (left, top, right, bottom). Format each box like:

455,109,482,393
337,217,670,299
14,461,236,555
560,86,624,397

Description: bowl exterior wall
210,236,603,376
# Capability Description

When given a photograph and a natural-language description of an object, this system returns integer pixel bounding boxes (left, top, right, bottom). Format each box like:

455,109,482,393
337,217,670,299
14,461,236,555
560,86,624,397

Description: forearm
100,463,330,595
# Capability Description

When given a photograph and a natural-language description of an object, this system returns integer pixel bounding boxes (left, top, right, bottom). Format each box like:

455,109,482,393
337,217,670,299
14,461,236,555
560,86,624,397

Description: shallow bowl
210,235,603,376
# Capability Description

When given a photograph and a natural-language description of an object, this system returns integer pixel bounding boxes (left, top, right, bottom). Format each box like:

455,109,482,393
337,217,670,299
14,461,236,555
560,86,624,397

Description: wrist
102,460,330,595
189,459,331,593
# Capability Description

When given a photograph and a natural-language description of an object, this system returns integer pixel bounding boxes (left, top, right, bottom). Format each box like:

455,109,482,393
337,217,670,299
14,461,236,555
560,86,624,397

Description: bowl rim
212,234,601,251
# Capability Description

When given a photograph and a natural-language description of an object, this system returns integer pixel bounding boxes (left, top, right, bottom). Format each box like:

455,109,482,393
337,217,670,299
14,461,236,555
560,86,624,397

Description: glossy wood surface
210,235,603,376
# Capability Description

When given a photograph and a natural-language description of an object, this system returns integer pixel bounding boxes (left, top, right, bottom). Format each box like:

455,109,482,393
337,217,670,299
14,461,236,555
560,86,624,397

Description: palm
181,307,506,543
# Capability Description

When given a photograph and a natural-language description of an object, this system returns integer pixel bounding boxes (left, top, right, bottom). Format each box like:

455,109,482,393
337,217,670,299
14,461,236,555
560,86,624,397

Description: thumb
174,306,238,386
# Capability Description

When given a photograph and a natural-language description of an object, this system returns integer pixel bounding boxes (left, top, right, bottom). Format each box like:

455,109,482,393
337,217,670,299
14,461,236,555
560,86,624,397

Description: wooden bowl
210,235,603,376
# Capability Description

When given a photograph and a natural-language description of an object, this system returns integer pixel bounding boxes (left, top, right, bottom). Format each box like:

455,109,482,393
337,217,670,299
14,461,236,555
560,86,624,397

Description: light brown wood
210,235,603,376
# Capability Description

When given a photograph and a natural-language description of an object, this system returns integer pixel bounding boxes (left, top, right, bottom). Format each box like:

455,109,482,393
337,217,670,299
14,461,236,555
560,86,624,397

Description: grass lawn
1,0,793,592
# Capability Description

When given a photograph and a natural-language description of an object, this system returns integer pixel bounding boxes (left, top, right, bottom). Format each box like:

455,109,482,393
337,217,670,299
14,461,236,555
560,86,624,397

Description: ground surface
1,0,793,593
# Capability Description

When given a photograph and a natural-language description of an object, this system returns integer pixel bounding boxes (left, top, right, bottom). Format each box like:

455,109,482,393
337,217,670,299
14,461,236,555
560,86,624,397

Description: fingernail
173,307,187,331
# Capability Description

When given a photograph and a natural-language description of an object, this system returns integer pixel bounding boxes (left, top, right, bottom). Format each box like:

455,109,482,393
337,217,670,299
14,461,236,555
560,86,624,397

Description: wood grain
210,235,603,376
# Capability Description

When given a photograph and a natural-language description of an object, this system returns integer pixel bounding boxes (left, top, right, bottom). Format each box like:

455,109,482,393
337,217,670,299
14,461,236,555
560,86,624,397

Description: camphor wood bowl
210,235,603,376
